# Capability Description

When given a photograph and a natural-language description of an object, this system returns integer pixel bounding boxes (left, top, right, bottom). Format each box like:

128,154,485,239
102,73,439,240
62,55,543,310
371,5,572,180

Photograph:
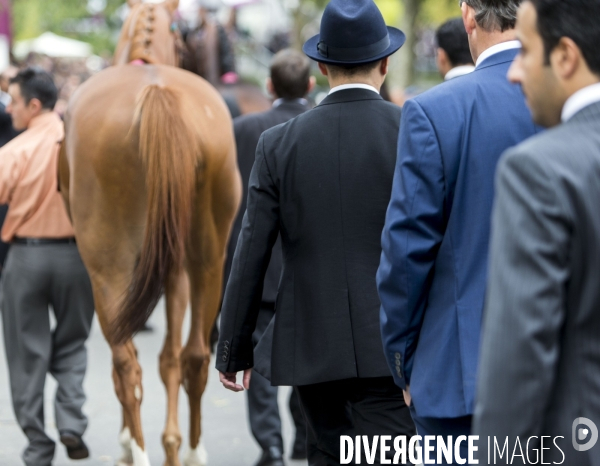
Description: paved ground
0,299,308,466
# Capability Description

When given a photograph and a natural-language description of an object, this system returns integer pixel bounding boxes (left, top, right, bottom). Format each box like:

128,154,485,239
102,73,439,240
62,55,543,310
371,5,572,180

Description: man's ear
164,0,180,14
28,98,44,115
127,0,142,8
437,48,450,74
318,62,329,77
551,36,582,81
266,77,275,98
380,56,390,76
462,2,477,35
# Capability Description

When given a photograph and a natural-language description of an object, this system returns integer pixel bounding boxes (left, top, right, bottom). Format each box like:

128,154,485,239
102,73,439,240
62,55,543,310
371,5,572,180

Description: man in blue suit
378,0,538,461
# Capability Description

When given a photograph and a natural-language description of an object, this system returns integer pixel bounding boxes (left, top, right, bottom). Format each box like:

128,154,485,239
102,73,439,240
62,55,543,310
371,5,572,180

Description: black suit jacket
224,99,310,304
217,89,402,386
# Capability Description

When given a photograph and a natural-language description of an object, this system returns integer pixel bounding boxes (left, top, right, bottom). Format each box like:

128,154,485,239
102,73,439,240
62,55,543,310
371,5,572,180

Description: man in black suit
216,1,415,464
226,49,314,466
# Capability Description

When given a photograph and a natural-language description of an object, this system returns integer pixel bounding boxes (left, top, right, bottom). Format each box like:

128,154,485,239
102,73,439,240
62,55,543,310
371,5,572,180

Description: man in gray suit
474,1,600,464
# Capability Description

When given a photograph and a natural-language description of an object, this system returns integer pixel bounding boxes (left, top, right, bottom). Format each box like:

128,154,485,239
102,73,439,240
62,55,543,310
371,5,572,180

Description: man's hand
219,369,252,392
403,385,411,407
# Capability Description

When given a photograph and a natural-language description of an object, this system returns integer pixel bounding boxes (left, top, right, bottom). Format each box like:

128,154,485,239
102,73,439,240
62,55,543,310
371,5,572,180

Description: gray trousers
1,243,94,466
247,305,306,454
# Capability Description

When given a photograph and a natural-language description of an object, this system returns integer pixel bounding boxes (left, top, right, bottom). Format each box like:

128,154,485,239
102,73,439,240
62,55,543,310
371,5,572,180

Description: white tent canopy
13,32,93,59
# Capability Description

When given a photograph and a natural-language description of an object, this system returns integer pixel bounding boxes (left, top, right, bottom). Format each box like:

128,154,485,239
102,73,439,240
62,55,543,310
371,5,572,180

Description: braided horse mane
129,3,159,64
115,0,180,67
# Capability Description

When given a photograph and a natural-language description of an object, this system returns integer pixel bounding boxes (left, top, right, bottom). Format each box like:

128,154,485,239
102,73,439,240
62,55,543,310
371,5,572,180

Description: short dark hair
530,0,600,75
270,49,311,100
436,18,474,66
10,67,58,110
463,0,523,32
325,59,381,79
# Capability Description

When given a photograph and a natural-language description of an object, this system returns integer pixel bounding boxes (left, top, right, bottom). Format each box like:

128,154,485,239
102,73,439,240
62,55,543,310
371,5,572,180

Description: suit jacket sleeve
473,148,570,440
216,132,280,373
377,99,446,389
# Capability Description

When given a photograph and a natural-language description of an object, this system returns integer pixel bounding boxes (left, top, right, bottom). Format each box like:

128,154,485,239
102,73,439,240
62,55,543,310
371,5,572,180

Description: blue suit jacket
378,48,540,418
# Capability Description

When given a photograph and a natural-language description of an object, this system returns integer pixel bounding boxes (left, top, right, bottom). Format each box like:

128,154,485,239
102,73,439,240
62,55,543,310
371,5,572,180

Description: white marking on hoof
183,443,207,466
134,385,142,401
118,427,133,465
131,438,151,466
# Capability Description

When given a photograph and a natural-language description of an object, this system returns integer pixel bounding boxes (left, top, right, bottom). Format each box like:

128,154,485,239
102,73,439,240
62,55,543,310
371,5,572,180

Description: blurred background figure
435,17,475,80
0,65,17,105
182,0,238,86
227,49,314,466
0,65,19,145
0,65,20,278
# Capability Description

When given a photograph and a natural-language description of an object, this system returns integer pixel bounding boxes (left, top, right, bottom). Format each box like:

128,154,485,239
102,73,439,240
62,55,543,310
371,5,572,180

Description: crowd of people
217,0,600,465
1,0,600,465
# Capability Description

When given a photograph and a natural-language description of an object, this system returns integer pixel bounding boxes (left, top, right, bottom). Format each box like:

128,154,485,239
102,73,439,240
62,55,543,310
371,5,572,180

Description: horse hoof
182,443,207,466
118,427,134,465
131,438,152,466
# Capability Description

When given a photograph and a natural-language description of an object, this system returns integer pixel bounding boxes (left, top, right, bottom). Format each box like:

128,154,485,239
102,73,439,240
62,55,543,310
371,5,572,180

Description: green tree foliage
397,0,462,85
12,0,125,55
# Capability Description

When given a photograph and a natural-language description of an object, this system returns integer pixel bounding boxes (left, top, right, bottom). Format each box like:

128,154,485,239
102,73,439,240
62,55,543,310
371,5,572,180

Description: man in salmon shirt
0,67,94,466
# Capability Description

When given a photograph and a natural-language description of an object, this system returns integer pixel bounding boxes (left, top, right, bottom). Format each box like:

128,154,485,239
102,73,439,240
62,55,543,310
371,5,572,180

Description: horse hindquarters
111,84,199,345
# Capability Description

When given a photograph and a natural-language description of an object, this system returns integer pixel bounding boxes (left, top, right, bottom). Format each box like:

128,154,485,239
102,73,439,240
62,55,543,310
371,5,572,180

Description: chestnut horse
59,1,241,465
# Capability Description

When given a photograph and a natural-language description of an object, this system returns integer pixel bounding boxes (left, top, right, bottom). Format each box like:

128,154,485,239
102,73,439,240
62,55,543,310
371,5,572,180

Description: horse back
62,64,237,275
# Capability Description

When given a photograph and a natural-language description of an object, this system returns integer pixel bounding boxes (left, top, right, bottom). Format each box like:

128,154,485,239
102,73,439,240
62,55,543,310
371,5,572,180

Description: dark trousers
295,377,416,466
410,406,472,466
247,305,306,454
1,243,95,466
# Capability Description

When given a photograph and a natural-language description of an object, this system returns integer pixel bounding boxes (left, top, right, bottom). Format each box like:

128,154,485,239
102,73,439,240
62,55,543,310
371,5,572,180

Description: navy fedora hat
303,0,406,65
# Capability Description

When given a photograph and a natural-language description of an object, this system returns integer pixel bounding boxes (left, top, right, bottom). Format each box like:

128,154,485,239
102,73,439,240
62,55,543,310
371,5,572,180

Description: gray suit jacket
473,102,600,465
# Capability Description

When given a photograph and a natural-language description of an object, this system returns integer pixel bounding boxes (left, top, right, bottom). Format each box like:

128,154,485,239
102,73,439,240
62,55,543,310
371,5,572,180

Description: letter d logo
572,417,598,452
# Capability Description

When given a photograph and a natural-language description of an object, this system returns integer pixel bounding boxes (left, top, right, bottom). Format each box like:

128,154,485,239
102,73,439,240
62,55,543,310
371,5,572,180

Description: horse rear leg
160,270,189,466
89,274,150,466
58,141,72,221
181,133,240,466
111,341,149,466
180,261,223,466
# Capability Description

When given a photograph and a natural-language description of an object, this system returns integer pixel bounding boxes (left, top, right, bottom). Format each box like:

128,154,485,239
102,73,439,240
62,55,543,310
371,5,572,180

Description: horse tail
111,84,198,344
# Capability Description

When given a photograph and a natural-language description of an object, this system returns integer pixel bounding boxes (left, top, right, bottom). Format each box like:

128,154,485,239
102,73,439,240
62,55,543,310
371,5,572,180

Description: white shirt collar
561,82,600,122
328,83,379,95
444,65,476,81
476,40,521,68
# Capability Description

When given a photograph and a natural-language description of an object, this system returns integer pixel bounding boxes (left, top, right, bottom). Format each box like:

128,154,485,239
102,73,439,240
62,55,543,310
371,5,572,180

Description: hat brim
302,27,406,65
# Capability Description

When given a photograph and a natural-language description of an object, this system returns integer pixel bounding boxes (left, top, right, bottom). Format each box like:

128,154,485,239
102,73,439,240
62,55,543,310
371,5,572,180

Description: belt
12,237,77,245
